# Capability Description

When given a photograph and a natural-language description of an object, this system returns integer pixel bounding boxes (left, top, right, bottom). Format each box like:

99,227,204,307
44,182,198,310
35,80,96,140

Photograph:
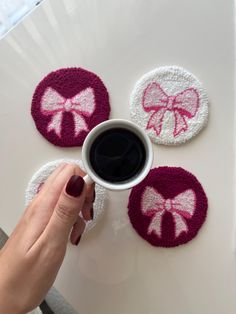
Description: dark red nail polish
75,236,81,246
90,206,94,220
93,190,96,202
66,175,84,197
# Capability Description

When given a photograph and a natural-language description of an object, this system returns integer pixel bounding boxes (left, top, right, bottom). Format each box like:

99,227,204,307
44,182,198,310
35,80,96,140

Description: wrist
0,304,24,314
0,291,25,314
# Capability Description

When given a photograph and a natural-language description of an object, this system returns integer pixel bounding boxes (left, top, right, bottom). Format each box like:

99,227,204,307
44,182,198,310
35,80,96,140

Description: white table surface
0,0,235,313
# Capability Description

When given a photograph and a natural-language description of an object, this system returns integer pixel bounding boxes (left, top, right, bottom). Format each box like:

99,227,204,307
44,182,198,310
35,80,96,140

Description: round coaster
31,68,110,147
128,167,208,247
130,66,209,145
25,159,106,234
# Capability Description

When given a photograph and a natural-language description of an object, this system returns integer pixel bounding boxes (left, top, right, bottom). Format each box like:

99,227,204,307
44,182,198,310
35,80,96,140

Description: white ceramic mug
82,119,153,190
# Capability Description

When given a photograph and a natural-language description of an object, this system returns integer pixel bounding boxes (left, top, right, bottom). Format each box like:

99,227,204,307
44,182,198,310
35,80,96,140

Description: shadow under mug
82,119,153,190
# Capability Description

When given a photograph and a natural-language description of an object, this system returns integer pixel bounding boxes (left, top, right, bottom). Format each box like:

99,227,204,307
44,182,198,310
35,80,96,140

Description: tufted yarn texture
31,67,110,147
130,66,209,145
128,167,208,247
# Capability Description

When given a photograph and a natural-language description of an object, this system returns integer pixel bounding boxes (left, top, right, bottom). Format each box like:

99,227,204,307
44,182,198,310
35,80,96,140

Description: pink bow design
41,87,96,137
141,187,196,238
142,83,199,137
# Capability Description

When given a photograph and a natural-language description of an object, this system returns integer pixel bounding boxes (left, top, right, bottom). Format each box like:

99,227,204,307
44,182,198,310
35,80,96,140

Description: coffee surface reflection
89,128,146,183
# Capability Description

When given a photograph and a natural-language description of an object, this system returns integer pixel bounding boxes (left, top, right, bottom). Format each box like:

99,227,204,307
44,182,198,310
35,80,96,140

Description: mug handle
83,174,94,185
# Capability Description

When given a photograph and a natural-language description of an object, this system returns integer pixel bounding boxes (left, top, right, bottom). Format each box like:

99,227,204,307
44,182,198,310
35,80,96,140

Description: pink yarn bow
41,87,95,137
142,83,199,137
141,187,196,238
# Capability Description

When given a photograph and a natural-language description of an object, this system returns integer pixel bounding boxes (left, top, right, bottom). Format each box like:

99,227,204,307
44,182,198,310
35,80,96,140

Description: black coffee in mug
89,128,146,183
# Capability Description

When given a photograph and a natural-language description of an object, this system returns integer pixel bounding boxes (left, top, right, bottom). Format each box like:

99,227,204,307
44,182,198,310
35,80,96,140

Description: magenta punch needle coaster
128,167,208,247
31,67,110,147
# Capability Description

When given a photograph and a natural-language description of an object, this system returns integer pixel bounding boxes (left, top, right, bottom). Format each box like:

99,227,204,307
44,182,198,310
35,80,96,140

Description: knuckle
24,200,40,220
69,163,86,176
30,201,40,214
66,163,76,173
56,202,76,222
48,180,61,194
42,243,65,264
78,166,86,177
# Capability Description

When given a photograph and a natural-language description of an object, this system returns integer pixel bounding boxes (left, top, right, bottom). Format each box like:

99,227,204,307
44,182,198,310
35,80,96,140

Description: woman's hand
0,163,94,314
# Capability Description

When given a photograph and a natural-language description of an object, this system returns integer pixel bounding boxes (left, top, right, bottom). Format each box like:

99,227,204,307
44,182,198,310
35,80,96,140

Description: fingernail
93,190,96,202
90,206,94,220
66,175,84,197
75,235,81,246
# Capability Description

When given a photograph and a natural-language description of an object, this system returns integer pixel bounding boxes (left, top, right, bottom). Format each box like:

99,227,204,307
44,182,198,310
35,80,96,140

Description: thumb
45,175,86,244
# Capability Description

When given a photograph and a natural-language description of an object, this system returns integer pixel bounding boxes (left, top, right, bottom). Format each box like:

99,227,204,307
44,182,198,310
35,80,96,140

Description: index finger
21,164,83,250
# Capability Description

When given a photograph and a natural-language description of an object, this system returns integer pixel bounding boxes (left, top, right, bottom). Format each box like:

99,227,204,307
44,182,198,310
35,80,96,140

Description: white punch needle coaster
25,159,106,234
130,66,209,145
